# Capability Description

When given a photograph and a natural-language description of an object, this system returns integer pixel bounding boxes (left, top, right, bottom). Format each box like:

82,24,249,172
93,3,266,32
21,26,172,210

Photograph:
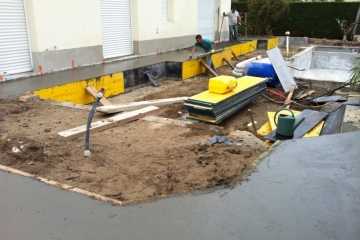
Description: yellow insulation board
267,37,280,50
188,76,266,104
303,121,324,138
182,40,258,80
34,72,124,105
187,115,217,124
258,110,325,139
211,50,234,69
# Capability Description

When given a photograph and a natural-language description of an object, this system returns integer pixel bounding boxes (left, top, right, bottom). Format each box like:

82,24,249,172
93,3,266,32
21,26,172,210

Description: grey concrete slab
267,47,297,92
0,50,190,98
1,131,359,240
0,40,247,98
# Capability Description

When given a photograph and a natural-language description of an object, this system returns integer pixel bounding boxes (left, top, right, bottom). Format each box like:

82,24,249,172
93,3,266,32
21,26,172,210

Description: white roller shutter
0,0,32,75
100,0,133,59
161,0,168,21
197,0,216,40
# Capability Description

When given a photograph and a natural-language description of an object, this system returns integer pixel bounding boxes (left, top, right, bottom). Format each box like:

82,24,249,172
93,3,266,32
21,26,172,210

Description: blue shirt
195,38,213,52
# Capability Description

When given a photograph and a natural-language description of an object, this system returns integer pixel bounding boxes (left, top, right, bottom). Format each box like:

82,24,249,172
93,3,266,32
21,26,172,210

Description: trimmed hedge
233,2,359,39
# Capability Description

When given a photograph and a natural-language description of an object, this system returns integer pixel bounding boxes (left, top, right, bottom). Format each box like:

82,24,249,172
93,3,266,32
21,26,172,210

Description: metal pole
248,109,257,136
245,13,247,38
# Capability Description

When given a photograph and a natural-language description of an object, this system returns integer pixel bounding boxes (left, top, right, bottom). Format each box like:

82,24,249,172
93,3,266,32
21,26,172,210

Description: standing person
223,6,241,40
189,34,216,72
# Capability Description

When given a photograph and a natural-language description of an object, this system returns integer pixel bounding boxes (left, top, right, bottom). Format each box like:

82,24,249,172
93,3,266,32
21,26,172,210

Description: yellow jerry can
208,75,238,94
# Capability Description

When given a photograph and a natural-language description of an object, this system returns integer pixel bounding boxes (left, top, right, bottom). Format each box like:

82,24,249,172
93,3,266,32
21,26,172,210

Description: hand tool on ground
218,15,225,41
285,84,296,108
248,109,257,135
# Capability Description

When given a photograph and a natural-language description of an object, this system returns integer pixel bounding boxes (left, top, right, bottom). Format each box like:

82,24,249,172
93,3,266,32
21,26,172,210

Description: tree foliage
247,0,289,35
349,56,360,88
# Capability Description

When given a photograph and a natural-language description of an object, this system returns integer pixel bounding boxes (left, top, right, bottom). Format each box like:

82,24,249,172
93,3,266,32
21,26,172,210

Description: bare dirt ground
0,38,353,204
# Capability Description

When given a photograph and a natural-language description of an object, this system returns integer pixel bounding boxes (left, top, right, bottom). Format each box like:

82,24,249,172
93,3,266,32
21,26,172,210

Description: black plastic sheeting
123,61,182,88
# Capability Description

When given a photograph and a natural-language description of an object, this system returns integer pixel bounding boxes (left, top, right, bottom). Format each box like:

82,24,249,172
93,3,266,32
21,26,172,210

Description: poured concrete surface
1,132,359,240
0,50,190,98
291,45,358,83
300,68,352,82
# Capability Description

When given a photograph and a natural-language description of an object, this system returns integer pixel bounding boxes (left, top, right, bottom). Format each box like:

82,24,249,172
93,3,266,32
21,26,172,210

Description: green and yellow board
184,76,267,124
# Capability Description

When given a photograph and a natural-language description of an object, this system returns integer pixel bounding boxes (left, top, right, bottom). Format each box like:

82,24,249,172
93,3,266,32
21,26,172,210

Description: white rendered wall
133,0,231,41
25,0,102,52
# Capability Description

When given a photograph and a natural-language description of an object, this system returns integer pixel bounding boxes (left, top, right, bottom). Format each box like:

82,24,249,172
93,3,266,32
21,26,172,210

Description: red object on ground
266,88,286,100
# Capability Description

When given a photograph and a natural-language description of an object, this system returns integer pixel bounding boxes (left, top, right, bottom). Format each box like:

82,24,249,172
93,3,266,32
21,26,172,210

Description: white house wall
22,0,231,74
132,0,231,55
25,0,103,73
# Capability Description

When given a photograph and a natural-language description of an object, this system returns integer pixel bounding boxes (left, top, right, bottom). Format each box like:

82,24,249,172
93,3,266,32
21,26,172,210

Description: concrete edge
0,164,123,206
238,140,282,181
342,90,360,131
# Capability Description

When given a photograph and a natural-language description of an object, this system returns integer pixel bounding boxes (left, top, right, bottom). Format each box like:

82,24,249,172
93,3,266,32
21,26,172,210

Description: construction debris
19,93,39,102
85,86,112,106
58,106,160,140
264,109,328,141
96,97,188,114
266,47,297,93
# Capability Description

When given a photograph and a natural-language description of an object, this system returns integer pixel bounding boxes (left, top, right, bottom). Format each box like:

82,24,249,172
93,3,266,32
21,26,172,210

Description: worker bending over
189,34,216,73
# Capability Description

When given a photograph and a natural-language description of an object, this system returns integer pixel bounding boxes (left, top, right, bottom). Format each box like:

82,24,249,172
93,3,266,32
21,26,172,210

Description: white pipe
286,36,289,57
235,55,262,68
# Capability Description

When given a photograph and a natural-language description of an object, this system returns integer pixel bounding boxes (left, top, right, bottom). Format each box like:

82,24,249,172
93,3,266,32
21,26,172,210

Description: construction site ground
0,38,356,204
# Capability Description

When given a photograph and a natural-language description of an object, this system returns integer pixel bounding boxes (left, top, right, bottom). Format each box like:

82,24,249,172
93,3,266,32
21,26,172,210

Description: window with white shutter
162,0,168,21
0,0,32,75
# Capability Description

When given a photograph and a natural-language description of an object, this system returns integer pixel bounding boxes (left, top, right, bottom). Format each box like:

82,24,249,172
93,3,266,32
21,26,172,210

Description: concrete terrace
1,132,359,240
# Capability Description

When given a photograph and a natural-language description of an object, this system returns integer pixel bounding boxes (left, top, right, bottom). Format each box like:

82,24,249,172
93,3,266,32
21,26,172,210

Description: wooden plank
264,109,328,141
85,86,112,106
96,97,188,114
295,91,304,99
285,84,296,104
231,50,240,61
298,90,315,100
1,133,8,140
223,58,235,70
19,93,39,102
320,105,346,136
58,106,160,140
200,61,218,77
54,102,92,111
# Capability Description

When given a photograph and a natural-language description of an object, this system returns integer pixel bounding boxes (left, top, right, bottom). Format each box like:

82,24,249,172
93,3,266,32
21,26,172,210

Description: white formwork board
266,47,297,93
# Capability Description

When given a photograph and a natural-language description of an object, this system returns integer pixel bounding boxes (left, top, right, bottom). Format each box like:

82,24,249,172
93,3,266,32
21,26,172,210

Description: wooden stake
248,109,257,136
223,58,235,69
231,50,240,61
285,84,296,105
200,61,218,77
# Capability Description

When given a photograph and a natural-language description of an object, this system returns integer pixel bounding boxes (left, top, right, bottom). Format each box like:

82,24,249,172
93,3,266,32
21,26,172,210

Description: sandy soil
0,38,349,204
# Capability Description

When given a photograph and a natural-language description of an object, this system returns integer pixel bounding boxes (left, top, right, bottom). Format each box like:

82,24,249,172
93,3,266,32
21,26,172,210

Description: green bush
233,2,359,39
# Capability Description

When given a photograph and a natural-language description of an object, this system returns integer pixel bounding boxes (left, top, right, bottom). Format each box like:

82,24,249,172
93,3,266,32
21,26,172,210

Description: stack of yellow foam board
184,76,267,124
